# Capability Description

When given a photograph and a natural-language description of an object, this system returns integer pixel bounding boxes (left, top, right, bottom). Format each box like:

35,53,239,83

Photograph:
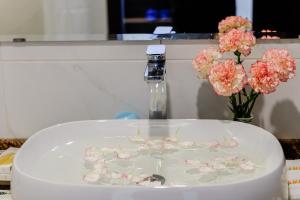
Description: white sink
11,120,286,200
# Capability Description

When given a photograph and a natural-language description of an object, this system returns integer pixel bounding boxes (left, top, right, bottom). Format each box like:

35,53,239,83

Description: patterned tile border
0,139,26,150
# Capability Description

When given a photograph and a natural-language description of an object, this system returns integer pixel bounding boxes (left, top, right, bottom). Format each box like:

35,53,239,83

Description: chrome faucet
144,45,167,119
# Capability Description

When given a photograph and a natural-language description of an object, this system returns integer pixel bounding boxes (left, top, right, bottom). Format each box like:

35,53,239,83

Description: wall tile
0,61,148,137
0,42,298,138
0,41,160,61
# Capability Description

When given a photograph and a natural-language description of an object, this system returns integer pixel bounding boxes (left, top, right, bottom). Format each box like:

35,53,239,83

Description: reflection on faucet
144,45,167,119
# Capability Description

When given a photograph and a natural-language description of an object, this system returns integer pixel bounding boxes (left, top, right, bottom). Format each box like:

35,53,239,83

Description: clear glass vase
234,115,254,124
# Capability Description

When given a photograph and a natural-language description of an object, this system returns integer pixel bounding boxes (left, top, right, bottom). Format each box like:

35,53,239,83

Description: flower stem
229,88,261,119
242,88,249,100
246,92,260,116
229,51,260,120
234,51,242,64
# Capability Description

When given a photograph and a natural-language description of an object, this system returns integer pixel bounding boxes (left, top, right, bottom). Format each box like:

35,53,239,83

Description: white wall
0,0,44,34
43,0,108,35
0,40,299,139
236,0,253,20
0,0,108,35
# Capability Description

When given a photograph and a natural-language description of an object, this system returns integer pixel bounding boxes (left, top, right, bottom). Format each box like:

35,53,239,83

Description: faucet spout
148,81,167,119
144,45,167,119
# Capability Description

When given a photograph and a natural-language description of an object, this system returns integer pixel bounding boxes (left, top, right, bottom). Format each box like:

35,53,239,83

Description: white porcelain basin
11,120,286,200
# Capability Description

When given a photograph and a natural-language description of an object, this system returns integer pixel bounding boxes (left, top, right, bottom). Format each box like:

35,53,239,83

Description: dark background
108,0,300,35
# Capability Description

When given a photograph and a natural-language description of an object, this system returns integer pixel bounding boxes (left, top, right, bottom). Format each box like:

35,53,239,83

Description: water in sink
82,131,265,186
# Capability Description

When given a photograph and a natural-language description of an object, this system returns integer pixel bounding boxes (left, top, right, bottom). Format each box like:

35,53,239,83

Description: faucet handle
146,45,166,55
146,45,166,61
153,26,173,35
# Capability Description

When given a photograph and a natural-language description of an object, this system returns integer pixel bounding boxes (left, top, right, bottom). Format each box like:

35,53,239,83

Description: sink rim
12,119,285,189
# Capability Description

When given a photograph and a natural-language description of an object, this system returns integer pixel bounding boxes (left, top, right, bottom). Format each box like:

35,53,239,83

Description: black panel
125,0,171,17
109,0,236,34
108,0,300,34
253,0,300,33
171,0,236,33
108,0,122,34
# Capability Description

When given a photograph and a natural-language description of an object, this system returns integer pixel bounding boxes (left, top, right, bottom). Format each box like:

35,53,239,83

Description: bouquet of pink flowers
193,16,296,122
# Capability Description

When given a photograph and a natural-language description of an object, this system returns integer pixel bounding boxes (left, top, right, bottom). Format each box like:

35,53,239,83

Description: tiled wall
0,40,299,139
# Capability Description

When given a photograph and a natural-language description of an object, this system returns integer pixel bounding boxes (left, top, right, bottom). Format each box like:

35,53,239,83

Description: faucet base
149,111,167,119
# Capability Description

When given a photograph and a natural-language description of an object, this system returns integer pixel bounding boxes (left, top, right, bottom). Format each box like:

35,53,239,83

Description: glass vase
234,115,254,124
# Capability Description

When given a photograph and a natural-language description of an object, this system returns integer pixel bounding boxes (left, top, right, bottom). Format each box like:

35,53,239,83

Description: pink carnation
219,29,256,56
218,16,252,34
262,48,296,82
249,61,280,94
208,59,247,96
193,48,222,79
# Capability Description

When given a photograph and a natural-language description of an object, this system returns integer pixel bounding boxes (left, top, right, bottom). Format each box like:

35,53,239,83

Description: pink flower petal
208,59,248,96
